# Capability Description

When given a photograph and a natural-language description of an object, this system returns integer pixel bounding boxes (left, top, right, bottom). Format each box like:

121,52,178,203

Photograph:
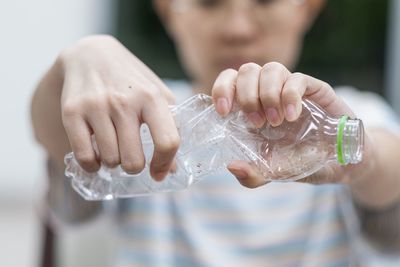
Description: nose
219,5,258,45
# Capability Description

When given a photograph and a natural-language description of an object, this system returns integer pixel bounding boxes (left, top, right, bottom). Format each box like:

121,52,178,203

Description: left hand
211,62,358,188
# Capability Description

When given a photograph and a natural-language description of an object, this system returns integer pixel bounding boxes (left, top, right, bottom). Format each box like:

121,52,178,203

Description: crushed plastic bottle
65,94,364,200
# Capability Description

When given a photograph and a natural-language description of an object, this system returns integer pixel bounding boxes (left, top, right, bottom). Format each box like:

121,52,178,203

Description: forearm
349,128,400,252
350,129,400,209
31,57,69,167
32,57,101,223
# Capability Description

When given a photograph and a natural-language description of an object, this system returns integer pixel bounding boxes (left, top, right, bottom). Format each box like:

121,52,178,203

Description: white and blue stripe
111,84,398,267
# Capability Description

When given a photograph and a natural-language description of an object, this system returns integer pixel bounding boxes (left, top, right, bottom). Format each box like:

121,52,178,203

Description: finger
142,96,180,181
63,114,100,172
281,72,307,122
236,63,262,112
259,62,290,126
212,68,237,116
302,75,355,117
88,113,120,168
236,63,266,128
112,113,145,174
227,160,270,188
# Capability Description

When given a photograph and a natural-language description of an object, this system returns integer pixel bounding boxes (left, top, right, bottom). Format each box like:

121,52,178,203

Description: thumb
227,160,270,189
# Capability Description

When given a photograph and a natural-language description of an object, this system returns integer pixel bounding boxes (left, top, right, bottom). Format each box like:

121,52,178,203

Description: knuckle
282,97,298,108
212,83,227,96
259,91,280,107
290,72,306,83
221,68,237,76
155,135,180,155
212,80,229,94
237,96,260,112
291,71,304,78
213,72,237,95
238,62,260,74
108,92,130,111
75,152,97,171
141,88,158,103
262,61,286,73
102,155,120,167
62,100,83,118
282,88,299,103
80,95,107,111
321,81,333,91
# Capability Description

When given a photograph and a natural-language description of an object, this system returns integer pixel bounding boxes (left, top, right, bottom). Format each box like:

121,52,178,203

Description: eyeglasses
172,0,306,24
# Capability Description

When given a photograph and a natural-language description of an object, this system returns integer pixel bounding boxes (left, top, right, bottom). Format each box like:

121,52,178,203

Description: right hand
211,62,357,188
59,35,179,180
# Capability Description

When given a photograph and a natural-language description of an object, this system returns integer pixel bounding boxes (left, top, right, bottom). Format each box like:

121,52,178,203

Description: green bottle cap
337,115,349,165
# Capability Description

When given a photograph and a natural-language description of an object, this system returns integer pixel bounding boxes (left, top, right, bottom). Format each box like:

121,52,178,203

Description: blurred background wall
387,0,400,113
0,0,399,266
0,0,115,266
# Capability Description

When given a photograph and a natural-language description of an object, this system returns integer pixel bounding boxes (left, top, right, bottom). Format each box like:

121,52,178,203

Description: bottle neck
336,116,364,165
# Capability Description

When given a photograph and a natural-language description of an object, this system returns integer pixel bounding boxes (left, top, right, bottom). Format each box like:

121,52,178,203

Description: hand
211,62,358,188
59,35,179,180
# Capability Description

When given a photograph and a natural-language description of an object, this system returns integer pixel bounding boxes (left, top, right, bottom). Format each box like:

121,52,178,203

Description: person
31,0,400,266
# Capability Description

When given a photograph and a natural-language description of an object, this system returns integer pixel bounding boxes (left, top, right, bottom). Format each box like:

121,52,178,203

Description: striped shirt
111,82,399,267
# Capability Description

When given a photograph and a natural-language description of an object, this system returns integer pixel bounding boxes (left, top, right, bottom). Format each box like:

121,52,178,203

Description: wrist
347,132,381,207
349,130,400,209
348,131,378,184
58,34,120,69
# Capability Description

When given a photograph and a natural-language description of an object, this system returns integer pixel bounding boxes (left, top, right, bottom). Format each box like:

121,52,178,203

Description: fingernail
217,98,230,116
248,112,265,128
266,108,279,125
285,104,296,121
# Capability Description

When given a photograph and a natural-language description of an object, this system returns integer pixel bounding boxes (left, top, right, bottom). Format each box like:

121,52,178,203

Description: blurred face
156,0,322,89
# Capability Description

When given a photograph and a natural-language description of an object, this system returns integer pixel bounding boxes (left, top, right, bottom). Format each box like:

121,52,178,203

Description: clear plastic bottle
65,94,364,200
226,99,364,182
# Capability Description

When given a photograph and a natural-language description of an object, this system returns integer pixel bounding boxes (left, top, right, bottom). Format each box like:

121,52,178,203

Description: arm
31,35,180,223
210,62,400,252
31,56,69,169
351,128,400,252
32,55,102,223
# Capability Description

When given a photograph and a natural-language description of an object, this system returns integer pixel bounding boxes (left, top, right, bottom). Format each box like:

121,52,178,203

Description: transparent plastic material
65,94,364,200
